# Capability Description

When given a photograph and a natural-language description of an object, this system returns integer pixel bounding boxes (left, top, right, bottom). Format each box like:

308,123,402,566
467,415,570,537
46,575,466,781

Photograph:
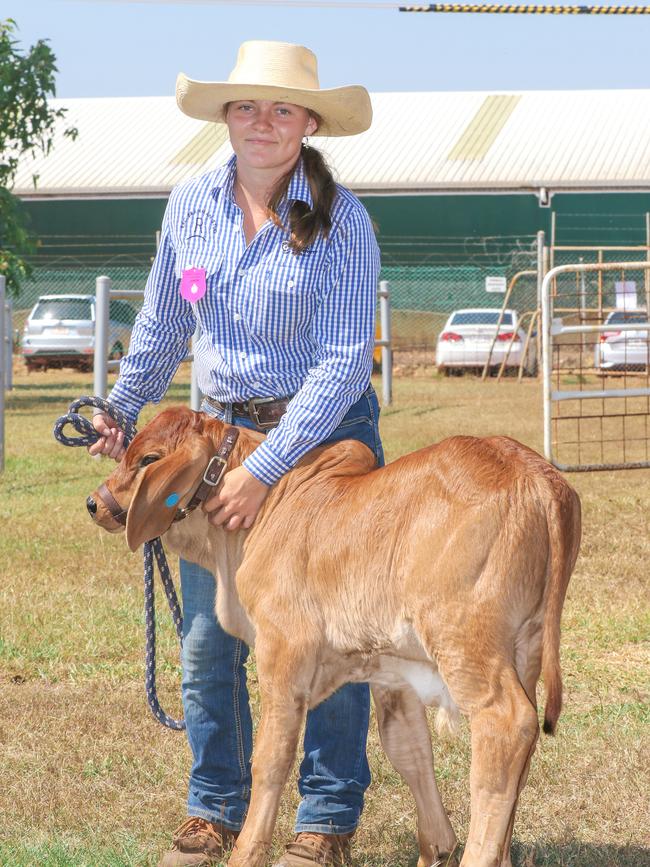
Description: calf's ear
125,439,212,551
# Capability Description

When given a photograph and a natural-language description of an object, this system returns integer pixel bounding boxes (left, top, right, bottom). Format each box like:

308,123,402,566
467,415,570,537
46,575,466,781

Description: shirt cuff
106,382,147,425
243,441,293,486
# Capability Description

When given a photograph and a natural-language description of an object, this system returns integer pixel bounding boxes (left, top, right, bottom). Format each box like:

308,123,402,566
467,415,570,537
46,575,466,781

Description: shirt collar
211,153,313,210
211,153,238,203
286,157,313,209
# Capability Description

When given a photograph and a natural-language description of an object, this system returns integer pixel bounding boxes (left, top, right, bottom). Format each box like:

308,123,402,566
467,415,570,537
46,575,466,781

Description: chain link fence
382,263,539,351
8,238,649,382
551,247,650,321
379,236,539,372
7,235,545,381
11,237,541,363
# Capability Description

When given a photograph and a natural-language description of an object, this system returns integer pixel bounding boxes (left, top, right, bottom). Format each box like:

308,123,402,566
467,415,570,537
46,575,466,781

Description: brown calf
89,406,581,867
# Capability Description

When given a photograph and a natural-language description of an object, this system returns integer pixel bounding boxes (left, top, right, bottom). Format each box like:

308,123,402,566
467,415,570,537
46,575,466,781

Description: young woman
91,41,383,867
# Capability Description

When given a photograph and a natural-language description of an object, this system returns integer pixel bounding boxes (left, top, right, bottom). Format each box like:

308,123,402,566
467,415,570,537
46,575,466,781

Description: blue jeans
180,386,384,833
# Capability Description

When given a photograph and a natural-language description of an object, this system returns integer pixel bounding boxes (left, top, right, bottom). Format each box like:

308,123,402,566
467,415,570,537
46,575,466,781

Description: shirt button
233,312,242,322
240,352,247,359
238,268,247,277
287,279,295,288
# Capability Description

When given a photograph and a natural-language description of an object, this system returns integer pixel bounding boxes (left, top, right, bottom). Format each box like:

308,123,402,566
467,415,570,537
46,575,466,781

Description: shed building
11,89,650,329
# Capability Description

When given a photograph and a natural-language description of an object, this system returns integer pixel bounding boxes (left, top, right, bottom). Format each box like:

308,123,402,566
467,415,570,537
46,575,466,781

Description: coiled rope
53,396,186,731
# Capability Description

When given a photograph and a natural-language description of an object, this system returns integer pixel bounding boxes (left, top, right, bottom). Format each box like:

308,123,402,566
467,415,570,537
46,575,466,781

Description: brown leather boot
272,831,354,866
157,817,239,867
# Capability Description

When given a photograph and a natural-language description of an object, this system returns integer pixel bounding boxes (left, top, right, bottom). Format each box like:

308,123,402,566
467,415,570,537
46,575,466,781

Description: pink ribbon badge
180,267,207,303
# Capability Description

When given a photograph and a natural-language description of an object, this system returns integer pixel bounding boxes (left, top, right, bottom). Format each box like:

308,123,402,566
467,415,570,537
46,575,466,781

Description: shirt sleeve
108,196,196,423
243,204,380,485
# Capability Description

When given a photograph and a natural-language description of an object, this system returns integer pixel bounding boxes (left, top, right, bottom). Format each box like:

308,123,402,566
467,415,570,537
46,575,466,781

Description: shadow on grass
8,383,95,405
0,473,95,494
509,841,650,867
353,839,649,866
7,381,191,412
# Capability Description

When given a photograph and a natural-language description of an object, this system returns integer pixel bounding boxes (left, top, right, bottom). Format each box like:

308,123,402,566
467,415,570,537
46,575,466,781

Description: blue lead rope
53,395,138,448
53,396,186,731
145,536,185,730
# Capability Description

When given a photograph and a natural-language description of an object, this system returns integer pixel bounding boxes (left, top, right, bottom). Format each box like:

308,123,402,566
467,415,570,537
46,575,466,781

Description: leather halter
97,428,240,527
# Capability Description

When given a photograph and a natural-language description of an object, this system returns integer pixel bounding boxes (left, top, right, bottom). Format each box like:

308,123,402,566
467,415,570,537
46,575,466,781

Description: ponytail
268,141,336,254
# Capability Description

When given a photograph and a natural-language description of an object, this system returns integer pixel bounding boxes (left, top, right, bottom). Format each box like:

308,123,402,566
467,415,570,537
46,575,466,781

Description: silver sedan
594,310,649,371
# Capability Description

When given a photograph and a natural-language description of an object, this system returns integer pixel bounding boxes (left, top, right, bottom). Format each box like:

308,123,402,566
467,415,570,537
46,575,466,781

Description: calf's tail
541,483,581,735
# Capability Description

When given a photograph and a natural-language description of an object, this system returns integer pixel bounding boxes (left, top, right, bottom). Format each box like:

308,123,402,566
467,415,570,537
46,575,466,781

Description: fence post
646,212,650,315
191,324,202,411
0,276,5,472
536,230,546,369
94,275,111,399
4,298,13,391
378,280,392,406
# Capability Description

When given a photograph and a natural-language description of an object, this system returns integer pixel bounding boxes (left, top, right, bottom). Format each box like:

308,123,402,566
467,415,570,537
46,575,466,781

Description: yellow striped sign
400,3,650,12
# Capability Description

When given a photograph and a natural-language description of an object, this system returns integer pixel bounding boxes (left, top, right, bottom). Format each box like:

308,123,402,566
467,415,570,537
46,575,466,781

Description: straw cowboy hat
176,40,372,137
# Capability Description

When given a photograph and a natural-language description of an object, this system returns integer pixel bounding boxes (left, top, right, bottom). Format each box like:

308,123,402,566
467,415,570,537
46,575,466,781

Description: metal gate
541,260,650,471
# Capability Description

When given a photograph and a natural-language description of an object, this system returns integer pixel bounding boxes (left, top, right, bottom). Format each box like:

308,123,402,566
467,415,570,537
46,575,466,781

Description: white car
21,294,136,372
594,309,649,371
436,308,535,376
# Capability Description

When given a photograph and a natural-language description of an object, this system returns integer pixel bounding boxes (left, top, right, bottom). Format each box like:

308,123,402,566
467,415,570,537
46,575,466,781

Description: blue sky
9,0,650,97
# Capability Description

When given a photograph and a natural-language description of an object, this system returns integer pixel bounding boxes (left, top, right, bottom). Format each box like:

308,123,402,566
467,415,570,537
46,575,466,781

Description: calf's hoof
419,853,460,867
227,842,268,867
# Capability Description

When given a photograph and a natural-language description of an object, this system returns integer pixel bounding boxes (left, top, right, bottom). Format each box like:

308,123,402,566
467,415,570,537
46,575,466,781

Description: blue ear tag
165,492,180,508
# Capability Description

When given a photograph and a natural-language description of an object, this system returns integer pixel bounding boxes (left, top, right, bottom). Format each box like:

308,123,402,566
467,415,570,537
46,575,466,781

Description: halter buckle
202,454,228,486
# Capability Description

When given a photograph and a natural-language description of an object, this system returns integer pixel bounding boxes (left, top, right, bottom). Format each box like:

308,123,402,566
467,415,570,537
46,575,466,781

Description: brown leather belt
204,395,293,430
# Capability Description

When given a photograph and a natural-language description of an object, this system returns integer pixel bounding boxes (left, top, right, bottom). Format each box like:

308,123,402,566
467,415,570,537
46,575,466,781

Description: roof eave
14,187,174,201
353,182,650,196
15,181,650,202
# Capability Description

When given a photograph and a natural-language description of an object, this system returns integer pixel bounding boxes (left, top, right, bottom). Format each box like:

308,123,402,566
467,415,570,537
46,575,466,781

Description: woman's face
226,100,318,173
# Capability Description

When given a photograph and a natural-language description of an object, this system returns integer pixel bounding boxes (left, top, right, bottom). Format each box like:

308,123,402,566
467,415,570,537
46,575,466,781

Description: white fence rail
0,276,14,472
3,298,12,392
378,280,392,406
0,276,5,472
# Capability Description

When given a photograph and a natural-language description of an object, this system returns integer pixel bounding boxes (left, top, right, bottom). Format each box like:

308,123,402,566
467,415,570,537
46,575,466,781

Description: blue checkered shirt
109,154,380,485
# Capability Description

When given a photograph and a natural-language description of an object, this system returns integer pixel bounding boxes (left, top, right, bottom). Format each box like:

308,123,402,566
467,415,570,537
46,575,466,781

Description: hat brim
176,73,372,137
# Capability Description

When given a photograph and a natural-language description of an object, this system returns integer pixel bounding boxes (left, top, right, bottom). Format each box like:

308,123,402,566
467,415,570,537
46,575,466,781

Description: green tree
0,17,77,295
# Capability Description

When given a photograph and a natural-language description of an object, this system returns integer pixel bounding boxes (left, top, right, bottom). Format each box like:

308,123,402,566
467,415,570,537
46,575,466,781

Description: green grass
0,839,150,867
1,365,648,866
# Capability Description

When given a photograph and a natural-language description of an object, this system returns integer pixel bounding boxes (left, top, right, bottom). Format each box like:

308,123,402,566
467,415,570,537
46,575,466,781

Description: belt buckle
247,396,277,430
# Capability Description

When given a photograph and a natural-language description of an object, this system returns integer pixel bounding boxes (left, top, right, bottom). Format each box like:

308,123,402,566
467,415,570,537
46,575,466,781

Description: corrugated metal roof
12,89,650,198
447,95,522,161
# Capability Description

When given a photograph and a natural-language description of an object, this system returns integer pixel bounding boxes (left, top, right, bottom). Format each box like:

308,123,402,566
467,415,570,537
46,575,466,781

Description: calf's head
87,406,225,551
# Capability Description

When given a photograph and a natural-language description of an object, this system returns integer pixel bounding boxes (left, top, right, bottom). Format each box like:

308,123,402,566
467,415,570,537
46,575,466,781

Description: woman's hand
88,412,127,461
203,465,270,531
